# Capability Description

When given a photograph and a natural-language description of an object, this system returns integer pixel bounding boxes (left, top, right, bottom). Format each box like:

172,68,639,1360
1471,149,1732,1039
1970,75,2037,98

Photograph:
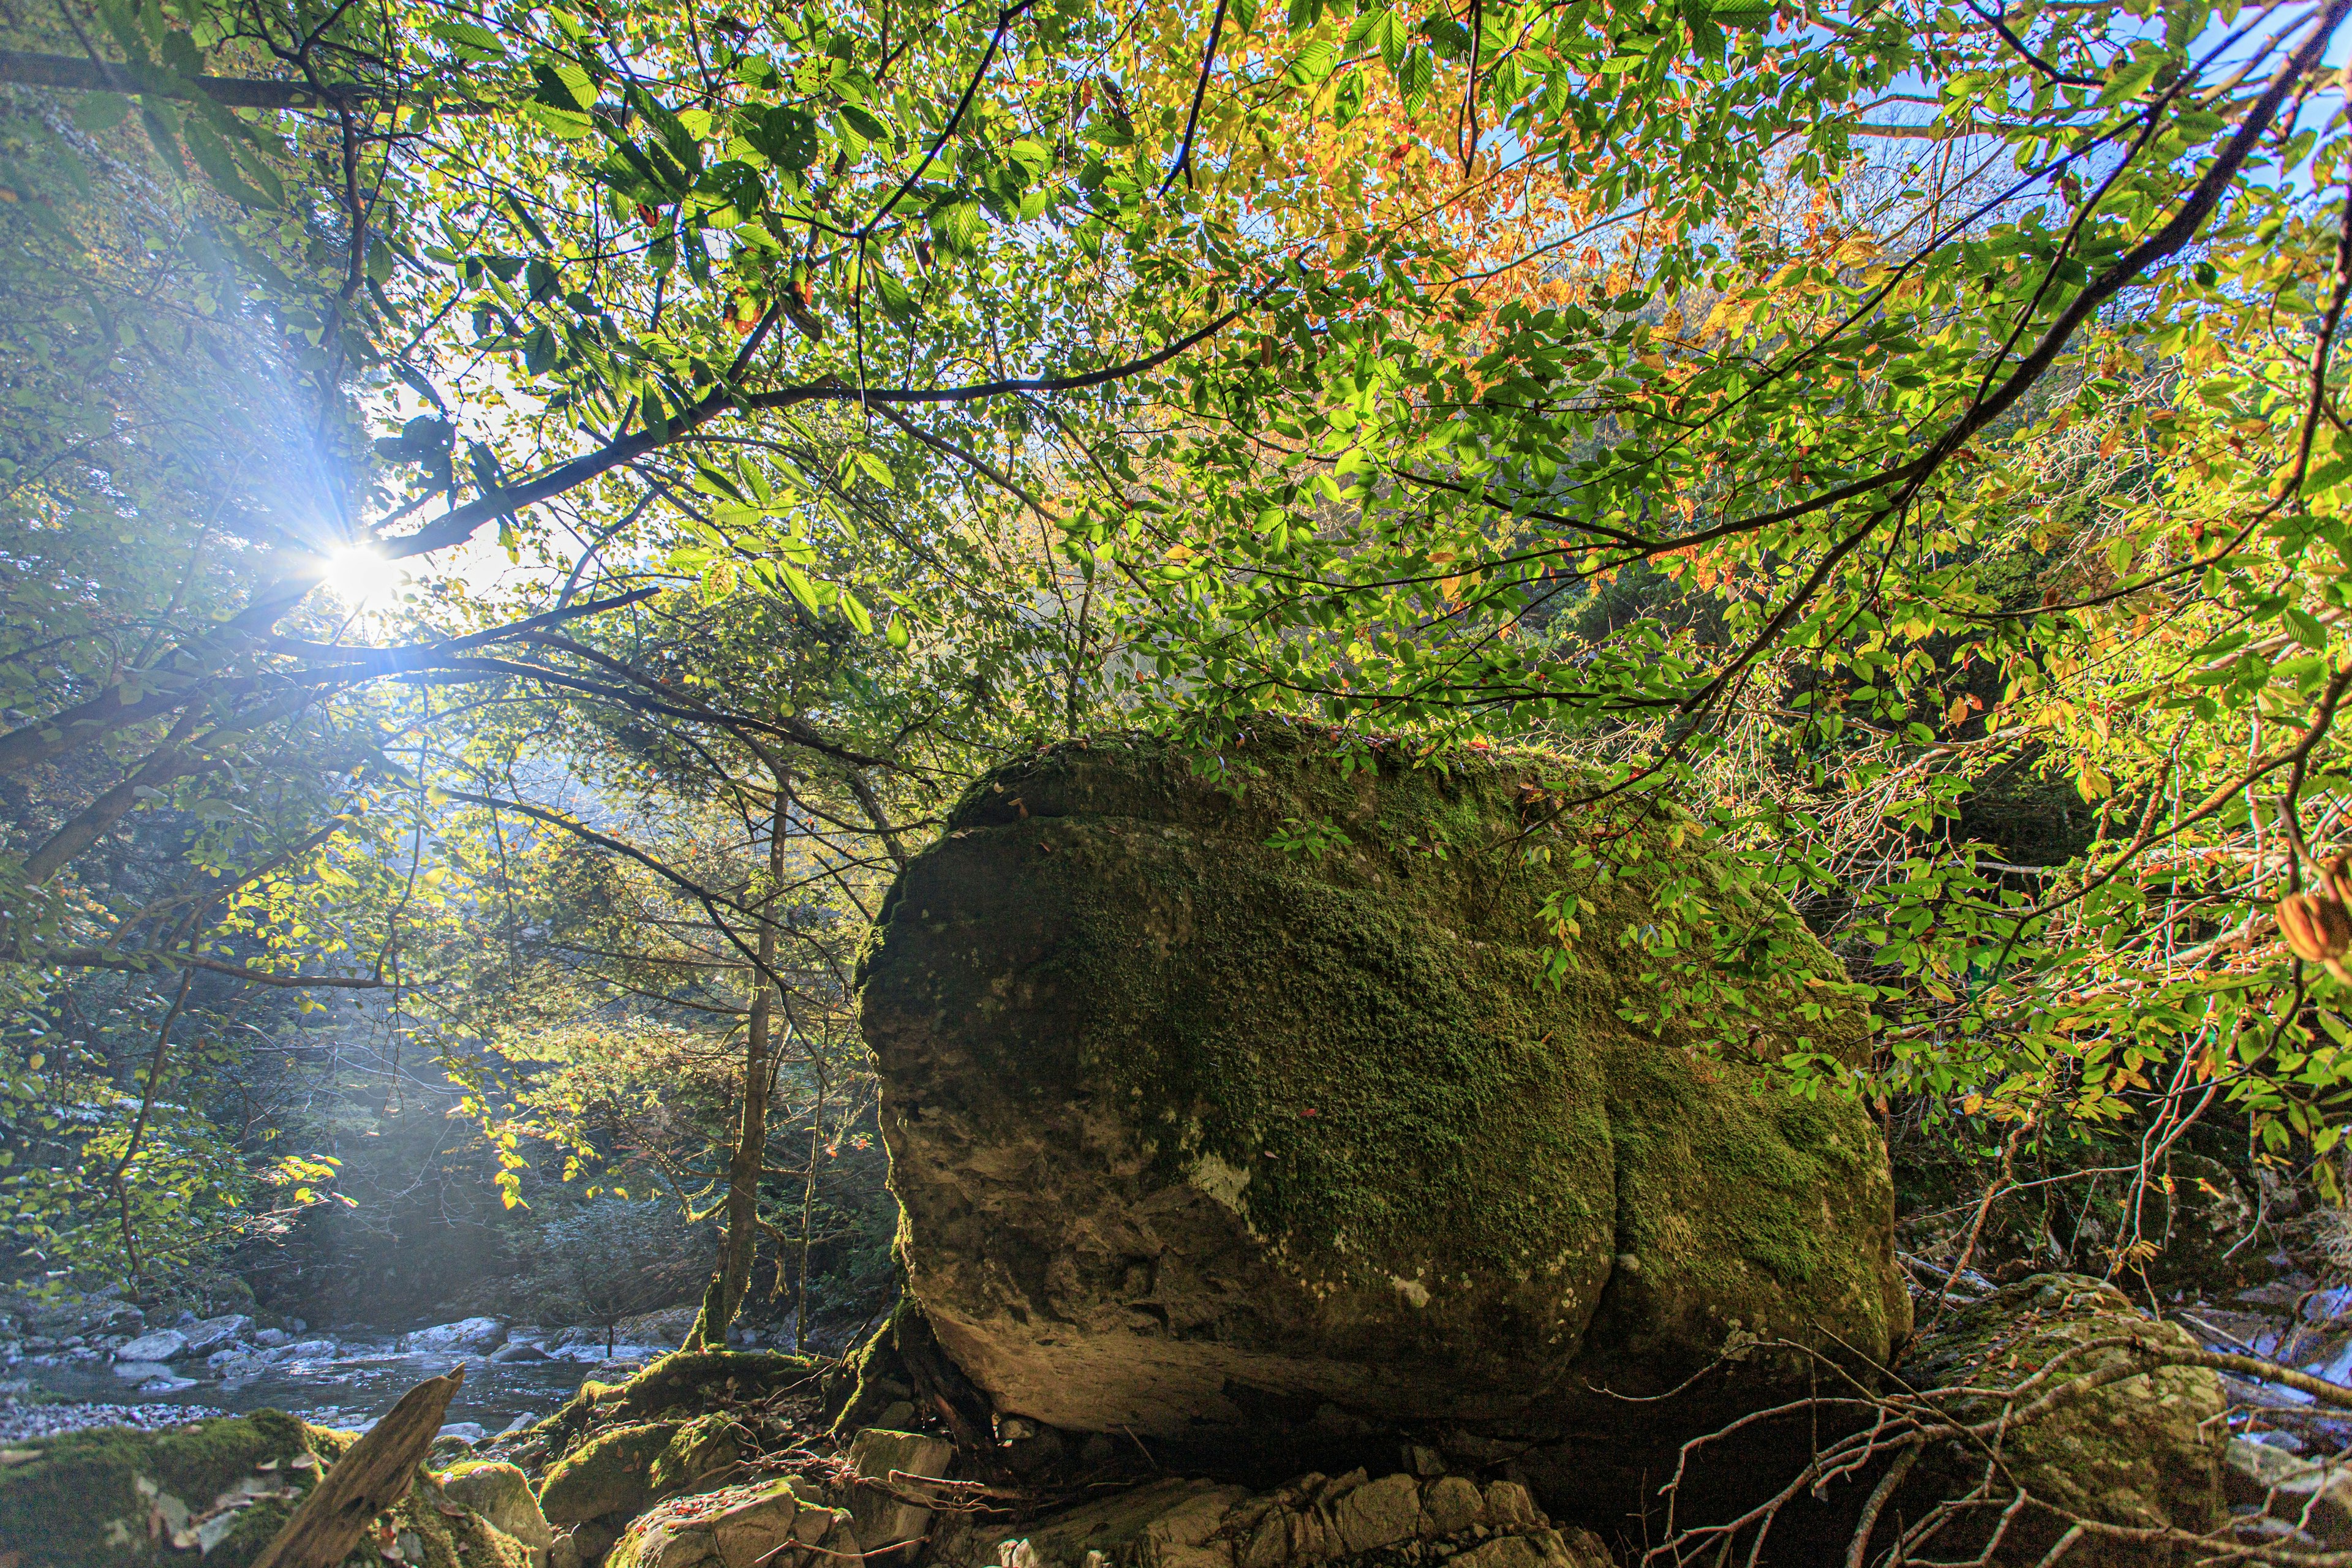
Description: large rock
403,1316,508,1355
182,1313,254,1357
1890,1274,2225,1565
846,1427,956,1558
443,1461,557,1566
605,1476,856,1568
539,1415,737,1528
925,1468,1611,1568
858,734,1909,1461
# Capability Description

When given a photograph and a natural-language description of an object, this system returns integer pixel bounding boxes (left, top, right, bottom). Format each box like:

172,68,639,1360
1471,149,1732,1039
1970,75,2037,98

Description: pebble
0,1400,227,1442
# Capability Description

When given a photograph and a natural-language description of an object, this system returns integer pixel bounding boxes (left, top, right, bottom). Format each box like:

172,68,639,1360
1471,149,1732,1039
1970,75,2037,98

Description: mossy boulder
443,1461,556,1565
605,1476,854,1568
0,1408,528,1568
528,1349,820,1469
1893,1274,2224,1565
857,732,1908,1455
538,1412,742,1531
539,1421,679,1526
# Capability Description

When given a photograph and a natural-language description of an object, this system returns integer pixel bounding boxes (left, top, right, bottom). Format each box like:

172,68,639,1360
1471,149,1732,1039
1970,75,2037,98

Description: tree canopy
4,0,2350,1305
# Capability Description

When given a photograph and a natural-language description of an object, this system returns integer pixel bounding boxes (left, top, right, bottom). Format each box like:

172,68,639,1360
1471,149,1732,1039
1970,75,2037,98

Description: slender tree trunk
794,1059,827,1351
688,786,786,1349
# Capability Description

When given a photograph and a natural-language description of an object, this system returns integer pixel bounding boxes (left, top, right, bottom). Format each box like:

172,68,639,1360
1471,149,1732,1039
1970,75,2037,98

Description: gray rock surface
179,1314,252,1356
2224,1437,2352,1548
401,1316,507,1354
113,1330,187,1363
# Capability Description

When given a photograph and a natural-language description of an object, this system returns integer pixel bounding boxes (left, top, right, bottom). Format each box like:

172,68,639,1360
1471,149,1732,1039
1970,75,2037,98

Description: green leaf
2286,606,2329,651
745,105,818,172
181,115,271,207
1284,40,1338,85
2097,53,2165,107
426,19,508,61
73,93,131,132
532,58,599,111
931,197,984,254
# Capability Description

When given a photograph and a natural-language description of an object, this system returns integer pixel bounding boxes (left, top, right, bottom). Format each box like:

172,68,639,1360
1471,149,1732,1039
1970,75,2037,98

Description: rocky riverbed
0,1293,827,1442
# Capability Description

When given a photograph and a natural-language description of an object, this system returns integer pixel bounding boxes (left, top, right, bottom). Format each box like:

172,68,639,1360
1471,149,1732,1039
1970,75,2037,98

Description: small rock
137,1374,198,1393
1333,1474,1422,1556
849,1427,958,1554
607,1476,857,1568
114,1330,189,1363
111,1360,173,1382
489,1340,551,1364
1479,1483,1542,1534
1420,1477,1485,1539
254,1327,290,1348
180,1314,253,1356
401,1316,507,1355
2225,1438,2352,1545
438,1422,489,1445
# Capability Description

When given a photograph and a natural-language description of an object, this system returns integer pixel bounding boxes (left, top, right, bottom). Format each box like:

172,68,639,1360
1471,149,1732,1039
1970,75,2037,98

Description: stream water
15,1346,608,1432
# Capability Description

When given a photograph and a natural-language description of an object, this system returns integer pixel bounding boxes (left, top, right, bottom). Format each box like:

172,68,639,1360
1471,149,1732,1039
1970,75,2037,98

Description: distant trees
514,1199,700,1355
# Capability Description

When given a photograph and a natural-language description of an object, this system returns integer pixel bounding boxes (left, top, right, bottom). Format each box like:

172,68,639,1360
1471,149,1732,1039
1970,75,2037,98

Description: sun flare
317,543,407,609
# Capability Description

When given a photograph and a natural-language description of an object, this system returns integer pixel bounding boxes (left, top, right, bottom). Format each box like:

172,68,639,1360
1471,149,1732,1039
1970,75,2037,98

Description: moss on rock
1896,1273,2224,1566
0,1409,527,1568
858,729,1908,1449
530,1350,820,1469
539,1421,679,1527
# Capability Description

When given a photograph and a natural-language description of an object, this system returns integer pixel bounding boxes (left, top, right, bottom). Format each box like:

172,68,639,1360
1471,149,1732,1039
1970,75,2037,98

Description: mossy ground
0,1409,527,1568
526,1349,821,1467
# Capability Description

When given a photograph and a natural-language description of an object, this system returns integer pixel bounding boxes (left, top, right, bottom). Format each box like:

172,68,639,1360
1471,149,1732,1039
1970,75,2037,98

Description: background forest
1,0,2348,1362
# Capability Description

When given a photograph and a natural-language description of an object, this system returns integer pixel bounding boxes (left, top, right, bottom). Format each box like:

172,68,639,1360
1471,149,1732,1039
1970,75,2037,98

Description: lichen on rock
1892,1273,2225,1566
603,1474,854,1568
856,730,1909,1462
539,1421,685,1528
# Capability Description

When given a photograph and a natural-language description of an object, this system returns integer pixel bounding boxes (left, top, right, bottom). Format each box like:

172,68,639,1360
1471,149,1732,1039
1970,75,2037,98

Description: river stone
858,732,1909,1455
115,1329,188,1362
403,1316,507,1354
181,1313,253,1356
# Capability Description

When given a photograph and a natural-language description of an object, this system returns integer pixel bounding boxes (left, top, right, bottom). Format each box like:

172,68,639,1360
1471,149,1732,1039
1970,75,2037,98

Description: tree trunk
794,1061,827,1351
687,786,786,1350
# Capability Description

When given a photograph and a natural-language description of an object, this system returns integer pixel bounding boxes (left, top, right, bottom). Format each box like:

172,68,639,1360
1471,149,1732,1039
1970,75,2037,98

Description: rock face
858,733,1909,1461
1893,1274,2224,1566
